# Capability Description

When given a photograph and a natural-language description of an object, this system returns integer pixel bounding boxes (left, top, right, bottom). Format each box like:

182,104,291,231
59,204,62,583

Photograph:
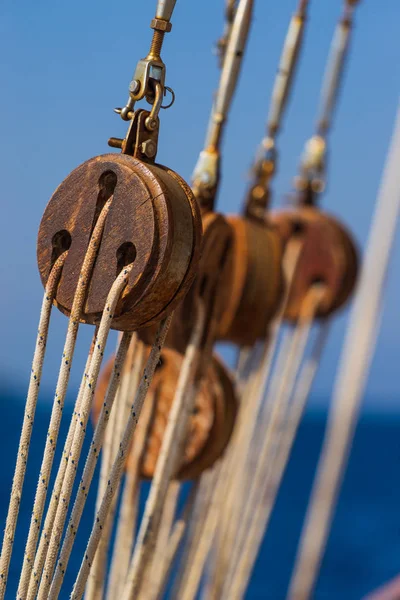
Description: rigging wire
221,285,326,599
287,100,400,600
226,321,330,600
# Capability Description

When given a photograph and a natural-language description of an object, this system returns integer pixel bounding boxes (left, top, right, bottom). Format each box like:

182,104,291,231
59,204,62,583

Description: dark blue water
1,392,400,599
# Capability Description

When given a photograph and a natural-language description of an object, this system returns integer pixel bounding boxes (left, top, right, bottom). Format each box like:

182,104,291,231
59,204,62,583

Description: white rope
151,482,200,600
26,330,99,599
17,198,113,600
105,344,147,600
146,481,181,599
172,468,218,599
0,253,66,598
176,350,272,600
227,323,330,600
190,240,303,599
38,266,134,599
178,465,228,600
70,314,173,600
288,101,400,600
48,338,134,599
84,338,137,600
121,301,206,600
222,286,325,599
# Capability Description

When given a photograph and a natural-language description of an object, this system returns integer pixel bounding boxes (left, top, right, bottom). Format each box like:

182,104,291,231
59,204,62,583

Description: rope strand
121,302,206,600
221,286,325,599
84,337,138,600
105,344,147,600
38,266,133,600
227,322,330,600
26,330,99,599
0,253,66,597
70,314,173,600
288,100,400,600
17,198,113,600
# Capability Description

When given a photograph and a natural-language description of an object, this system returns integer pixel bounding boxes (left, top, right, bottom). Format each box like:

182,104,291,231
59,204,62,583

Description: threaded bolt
149,30,165,58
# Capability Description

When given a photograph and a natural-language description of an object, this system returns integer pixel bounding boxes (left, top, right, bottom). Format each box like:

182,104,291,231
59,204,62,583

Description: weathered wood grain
271,207,359,320
37,154,201,331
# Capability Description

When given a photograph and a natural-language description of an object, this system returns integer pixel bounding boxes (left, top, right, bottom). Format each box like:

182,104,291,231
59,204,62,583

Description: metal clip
115,0,177,121
129,58,166,104
295,135,327,198
191,149,221,213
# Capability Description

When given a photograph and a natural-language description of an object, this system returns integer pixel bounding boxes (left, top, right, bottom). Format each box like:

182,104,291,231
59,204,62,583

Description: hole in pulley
311,275,326,286
292,219,305,236
155,356,165,371
116,242,137,276
90,170,118,237
50,229,72,267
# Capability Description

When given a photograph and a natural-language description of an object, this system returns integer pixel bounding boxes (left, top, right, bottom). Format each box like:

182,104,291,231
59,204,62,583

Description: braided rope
288,101,400,600
0,253,67,597
71,313,173,600
85,336,138,600
227,323,330,600
17,198,113,599
26,331,99,599
146,481,181,599
171,469,217,598
105,343,147,600
121,302,205,600
151,482,200,600
182,240,303,599
222,286,325,599
41,268,135,599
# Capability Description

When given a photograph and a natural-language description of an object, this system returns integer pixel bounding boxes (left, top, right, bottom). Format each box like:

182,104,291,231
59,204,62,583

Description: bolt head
129,79,140,95
141,140,157,158
145,116,158,131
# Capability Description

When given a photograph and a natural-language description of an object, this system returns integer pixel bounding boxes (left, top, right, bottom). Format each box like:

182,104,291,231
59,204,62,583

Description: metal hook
145,81,164,131
161,86,175,110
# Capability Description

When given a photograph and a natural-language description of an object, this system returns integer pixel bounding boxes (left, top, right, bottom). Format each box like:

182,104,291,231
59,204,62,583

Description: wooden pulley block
137,347,215,479
179,354,237,480
216,216,285,346
139,211,233,355
270,206,359,320
37,154,202,331
93,348,237,480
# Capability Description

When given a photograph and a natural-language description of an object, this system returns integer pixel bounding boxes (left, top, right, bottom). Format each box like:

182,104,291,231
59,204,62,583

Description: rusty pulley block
37,0,202,333
217,215,285,346
93,348,237,480
37,151,201,331
139,210,233,356
271,205,359,320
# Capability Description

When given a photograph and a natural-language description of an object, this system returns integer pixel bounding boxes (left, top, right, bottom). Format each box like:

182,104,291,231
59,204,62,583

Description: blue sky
0,0,399,408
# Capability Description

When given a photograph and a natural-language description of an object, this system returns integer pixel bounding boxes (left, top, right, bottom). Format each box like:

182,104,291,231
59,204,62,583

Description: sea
1,392,399,600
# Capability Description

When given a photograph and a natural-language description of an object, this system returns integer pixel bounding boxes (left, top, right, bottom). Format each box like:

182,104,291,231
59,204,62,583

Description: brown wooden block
216,216,285,346
139,211,233,355
271,206,359,320
93,348,237,480
179,354,238,480
37,154,201,331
